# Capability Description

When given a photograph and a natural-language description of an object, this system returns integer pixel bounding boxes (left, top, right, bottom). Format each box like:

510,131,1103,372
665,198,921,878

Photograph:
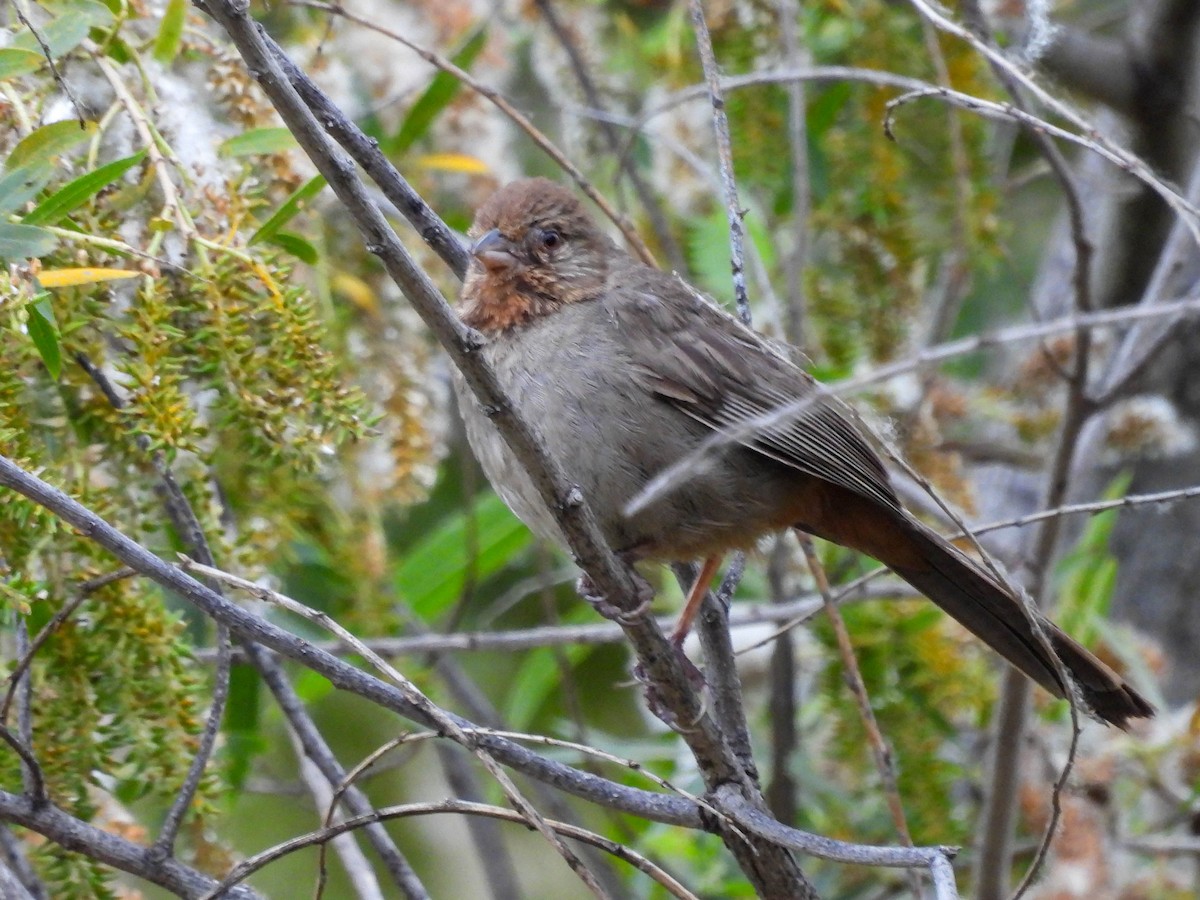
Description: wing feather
606,271,900,512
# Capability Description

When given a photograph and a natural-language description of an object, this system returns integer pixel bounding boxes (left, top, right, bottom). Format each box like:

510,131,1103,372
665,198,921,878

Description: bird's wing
606,269,901,512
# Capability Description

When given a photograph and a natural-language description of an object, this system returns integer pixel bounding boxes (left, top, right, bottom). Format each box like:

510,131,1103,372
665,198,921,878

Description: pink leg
670,554,723,646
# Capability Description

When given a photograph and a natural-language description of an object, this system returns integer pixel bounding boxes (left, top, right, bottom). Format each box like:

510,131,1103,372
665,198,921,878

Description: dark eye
539,228,562,249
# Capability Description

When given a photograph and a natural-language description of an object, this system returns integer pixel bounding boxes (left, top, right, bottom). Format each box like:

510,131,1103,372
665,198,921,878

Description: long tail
817,511,1153,728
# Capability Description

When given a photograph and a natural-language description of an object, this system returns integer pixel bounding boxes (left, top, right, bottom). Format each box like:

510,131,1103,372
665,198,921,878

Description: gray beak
471,228,518,273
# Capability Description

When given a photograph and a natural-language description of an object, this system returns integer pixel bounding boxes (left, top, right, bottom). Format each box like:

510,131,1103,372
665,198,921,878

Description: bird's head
460,179,614,332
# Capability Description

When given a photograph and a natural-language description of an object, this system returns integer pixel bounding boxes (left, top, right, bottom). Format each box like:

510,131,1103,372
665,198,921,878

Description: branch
177,560,610,897
686,0,750,322
206,800,699,900
533,0,688,273
0,452,702,826
0,790,260,900
0,452,962,899
190,587,902,661
291,0,657,267
186,4,822,892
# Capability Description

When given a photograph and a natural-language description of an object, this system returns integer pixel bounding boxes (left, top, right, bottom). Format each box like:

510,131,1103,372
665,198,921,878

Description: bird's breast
455,302,806,560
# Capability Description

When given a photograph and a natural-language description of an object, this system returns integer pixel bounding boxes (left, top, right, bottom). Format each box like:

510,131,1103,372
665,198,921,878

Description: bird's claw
575,570,655,625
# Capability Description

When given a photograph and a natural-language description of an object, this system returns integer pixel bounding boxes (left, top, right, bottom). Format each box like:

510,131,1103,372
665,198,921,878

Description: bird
453,177,1154,729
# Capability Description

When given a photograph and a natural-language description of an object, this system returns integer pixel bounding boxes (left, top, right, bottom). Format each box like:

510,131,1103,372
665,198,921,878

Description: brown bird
454,177,1153,729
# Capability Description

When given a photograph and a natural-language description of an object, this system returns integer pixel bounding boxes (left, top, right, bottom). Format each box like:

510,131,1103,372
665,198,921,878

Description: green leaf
266,231,319,265
0,163,53,215
22,150,146,225
223,664,263,792
153,0,188,63
1055,471,1132,641
11,1,114,56
0,48,44,80
250,174,326,245
0,222,57,259
27,297,62,379
394,492,532,617
505,620,594,727
387,26,487,154
293,669,334,704
218,127,297,158
686,207,775,304
5,120,96,171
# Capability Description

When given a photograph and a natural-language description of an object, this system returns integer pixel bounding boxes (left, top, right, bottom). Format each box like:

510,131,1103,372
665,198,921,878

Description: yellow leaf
38,267,142,287
414,153,490,175
332,272,378,313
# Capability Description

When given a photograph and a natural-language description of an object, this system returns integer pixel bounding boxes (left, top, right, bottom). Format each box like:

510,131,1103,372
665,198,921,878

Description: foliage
0,0,1183,897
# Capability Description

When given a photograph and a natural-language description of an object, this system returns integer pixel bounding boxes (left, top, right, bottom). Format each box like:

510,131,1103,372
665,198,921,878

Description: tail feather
882,516,1153,729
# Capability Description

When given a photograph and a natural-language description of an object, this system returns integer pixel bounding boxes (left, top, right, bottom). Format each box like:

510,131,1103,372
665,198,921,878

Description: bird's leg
670,554,723,647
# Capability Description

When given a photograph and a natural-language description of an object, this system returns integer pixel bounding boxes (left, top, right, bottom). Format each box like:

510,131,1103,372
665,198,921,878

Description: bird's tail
876,515,1153,728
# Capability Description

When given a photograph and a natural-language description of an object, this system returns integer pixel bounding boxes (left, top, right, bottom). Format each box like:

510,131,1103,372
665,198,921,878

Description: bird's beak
471,229,518,273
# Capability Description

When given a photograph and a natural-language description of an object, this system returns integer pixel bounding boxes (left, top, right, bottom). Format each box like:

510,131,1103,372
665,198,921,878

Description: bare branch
291,0,657,268
207,799,700,900
0,789,261,900
798,535,922,900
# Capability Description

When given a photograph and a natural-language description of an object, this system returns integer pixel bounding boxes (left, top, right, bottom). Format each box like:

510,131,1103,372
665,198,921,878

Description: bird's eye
539,229,562,249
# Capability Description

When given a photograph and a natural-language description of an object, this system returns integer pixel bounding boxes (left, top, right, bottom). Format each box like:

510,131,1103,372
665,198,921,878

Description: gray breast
453,301,797,560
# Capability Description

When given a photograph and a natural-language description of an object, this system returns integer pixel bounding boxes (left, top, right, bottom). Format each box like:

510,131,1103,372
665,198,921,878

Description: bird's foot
634,647,708,730
575,568,655,625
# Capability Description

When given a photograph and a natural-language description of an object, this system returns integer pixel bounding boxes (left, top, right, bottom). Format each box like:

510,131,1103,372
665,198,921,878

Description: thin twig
193,587,902,661
291,0,656,267
902,0,1200,245
534,0,688,273
798,535,921,899
777,0,810,348
686,0,750,323
330,726,743,841
180,558,610,899
1,568,135,723
0,789,261,899
206,799,700,900
10,0,84,125
0,727,45,809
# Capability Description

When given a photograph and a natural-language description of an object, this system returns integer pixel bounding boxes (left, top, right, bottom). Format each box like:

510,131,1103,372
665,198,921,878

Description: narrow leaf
37,267,141,287
153,0,187,63
27,299,62,379
394,492,531,617
0,163,53,216
6,120,96,171
249,174,326,245
219,127,296,158
12,1,113,56
414,152,489,174
22,150,146,225
388,26,487,154
266,232,318,265
0,223,57,259
0,48,44,80
223,664,263,791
